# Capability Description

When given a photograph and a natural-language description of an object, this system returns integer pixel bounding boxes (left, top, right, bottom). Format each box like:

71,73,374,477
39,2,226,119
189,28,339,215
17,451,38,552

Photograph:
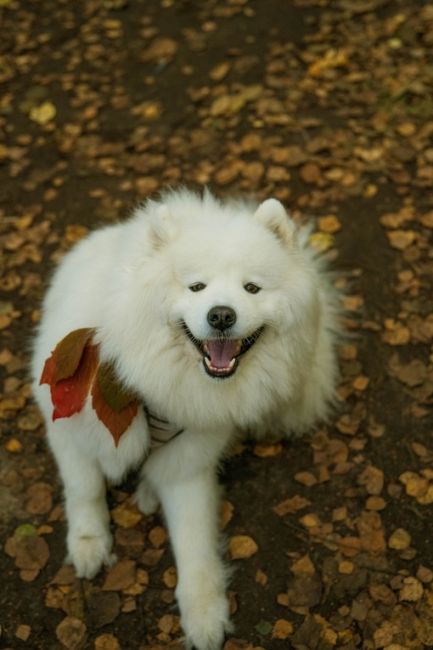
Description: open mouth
182,322,264,379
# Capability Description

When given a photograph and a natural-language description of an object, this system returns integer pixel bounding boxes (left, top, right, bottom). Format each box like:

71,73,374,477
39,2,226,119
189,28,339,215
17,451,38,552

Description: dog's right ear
254,198,295,246
147,203,177,248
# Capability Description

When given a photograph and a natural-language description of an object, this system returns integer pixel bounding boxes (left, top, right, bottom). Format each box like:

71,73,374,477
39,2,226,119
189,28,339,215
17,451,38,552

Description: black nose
207,306,237,331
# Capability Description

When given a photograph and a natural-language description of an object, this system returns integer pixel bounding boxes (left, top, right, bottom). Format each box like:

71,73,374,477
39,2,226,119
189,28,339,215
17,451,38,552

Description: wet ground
1,0,433,648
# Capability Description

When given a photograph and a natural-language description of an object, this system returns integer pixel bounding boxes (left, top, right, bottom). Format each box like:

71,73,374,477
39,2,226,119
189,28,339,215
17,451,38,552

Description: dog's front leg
157,468,230,650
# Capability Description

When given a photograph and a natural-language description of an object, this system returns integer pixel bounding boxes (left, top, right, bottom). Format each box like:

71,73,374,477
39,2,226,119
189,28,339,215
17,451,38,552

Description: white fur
32,189,340,650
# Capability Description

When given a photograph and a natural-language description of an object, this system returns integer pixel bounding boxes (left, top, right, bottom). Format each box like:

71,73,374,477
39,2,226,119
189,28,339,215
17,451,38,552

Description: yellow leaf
229,535,258,559
29,101,56,125
387,229,416,250
308,48,349,77
318,215,341,234
111,500,142,528
388,528,411,550
309,232,334,252
272,619,294,639
5,438,23,453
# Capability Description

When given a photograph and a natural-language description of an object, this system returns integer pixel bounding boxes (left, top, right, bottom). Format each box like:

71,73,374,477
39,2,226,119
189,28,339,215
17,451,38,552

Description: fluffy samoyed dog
32,189,340,650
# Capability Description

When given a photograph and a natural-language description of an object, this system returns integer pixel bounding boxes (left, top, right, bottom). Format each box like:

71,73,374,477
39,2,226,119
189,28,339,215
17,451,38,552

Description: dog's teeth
203,343,209,353
204,357,212,368
229,358,235,369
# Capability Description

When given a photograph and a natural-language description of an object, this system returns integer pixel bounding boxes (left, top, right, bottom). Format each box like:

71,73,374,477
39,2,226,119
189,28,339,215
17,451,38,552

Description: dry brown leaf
255,569,268,586
294,471,317,487
273,495,311,517
111,500,142,528
94,633,121,650
272,619,294,639
399,577,423,602
253,442,282,457
318,215,341,233
148,526,167,548
229,535,258,560
382,319,411,346
15,624,31,641
102,559,136,592
388,528,411,550
25,482,53,515
387,229,416,250
291,554,315,576
357,465,384,496
56,616,87,649
220,500,234,529
163,566,177,588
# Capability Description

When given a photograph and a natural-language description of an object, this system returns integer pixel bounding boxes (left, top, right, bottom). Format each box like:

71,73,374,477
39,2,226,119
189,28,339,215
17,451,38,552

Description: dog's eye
244,283,261,294
189,282,207,292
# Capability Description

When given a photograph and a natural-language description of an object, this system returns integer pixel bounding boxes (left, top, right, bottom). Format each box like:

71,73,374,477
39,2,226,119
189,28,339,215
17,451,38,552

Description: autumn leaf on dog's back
92,362,139,446
40,328,95,384
40,329,98,420
48,345,98,420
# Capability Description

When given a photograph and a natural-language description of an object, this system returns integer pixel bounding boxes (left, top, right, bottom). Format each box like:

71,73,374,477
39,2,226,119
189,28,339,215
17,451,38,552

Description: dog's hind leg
48,426,115,579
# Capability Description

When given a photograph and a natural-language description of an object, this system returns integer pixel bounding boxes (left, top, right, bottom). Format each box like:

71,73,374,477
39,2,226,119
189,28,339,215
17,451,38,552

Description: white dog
32,189,340,650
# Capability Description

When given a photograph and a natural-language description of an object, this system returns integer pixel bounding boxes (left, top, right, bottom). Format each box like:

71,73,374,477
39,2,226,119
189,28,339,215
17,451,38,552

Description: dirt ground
1,0,433,648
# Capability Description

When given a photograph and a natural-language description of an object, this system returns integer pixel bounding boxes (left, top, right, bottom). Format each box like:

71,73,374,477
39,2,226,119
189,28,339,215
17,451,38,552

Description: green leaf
41,328,95,384
14,523,38,539
95,361,137,413
255,620,273,636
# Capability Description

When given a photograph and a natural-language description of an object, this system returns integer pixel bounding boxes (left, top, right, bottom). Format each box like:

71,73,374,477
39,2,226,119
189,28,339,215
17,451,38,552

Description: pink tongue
207,340,238,369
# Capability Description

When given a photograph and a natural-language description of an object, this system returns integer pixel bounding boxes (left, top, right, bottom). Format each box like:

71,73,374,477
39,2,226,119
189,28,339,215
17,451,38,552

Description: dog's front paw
179,588,231,650
67,530,115,579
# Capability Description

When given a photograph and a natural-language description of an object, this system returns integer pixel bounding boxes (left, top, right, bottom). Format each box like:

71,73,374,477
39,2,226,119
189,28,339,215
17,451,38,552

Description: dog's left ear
254,199,295,245
147,203,177,248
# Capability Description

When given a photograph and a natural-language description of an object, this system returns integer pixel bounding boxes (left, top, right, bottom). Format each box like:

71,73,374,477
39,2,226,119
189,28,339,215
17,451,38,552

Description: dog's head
143,191,316,380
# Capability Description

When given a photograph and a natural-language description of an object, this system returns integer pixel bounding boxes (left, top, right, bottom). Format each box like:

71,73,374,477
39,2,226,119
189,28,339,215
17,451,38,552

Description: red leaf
40,328,95,385
50,344,98,420
91,374,138,447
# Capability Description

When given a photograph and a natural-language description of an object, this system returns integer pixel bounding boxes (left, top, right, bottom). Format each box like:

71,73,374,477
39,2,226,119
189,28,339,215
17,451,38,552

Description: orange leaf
40,328,95,384
50,344,98,420
92,371,138,446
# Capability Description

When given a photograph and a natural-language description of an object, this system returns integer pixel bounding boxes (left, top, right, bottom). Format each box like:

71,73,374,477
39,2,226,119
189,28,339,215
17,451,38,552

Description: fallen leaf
308,48,349,77
272,619,294,639
294,471,317,487
111,500,142,528
87,591,120,628
387,229,416,250
56,616,87,649
102,559,136,591
229,535,258,560
253,442,282,457
163,566,177,588
388,528,411,550
291,554,315,576
15,624,31,641
399,577,423,602
382,319,411,345
318,215,341,233
29,101,56,125
142,38,178,62
357,465,384,495
273,495,311,516
148,526,167,548
94,634,121,650
25,482,53,514
309,232,334,252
